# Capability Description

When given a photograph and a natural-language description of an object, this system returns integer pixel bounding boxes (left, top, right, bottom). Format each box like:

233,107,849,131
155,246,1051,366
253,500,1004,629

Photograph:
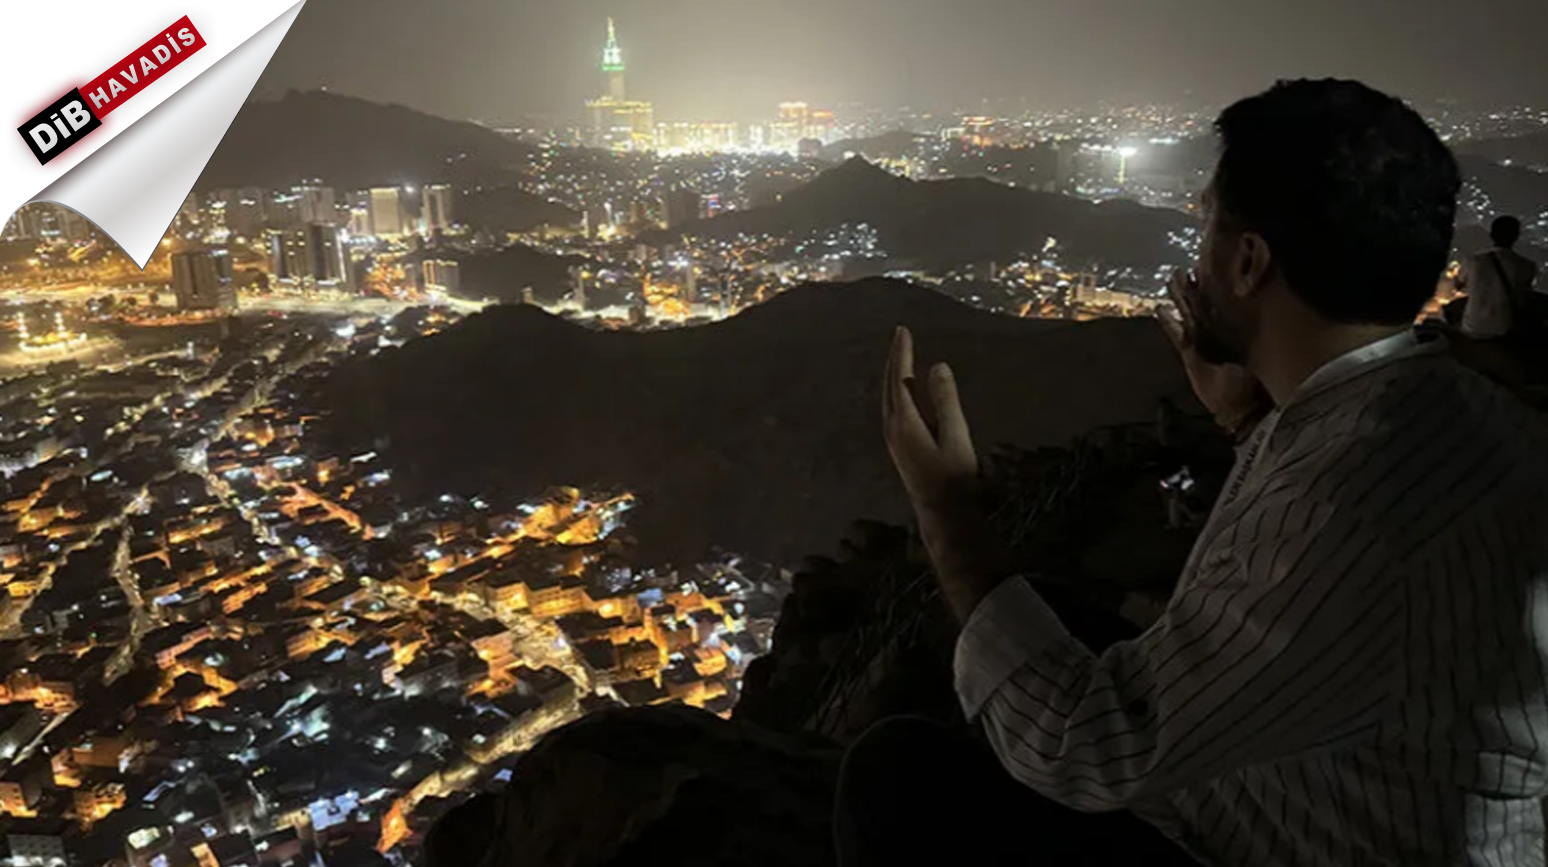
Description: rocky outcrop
426,327,1548,867
425,410,1235,867
424,706,841,867
734,413,1233,743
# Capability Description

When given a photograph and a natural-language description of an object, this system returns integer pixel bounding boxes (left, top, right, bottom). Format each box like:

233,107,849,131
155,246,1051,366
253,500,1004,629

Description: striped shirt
955,329,1548,866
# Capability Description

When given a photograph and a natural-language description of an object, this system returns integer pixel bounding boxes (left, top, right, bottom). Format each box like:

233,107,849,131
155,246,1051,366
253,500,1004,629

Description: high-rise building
209,245,234,284
268,229,309,284
654,122,740,154
368,187,404,238
772,102,810,152
585,19,655,152
199,194,229,237
266,191,302,229
294,185,337,225
306,223,350,289
19,205,96,243
808,109,836,142
348,207,371,238
217,188,268,238
172,249,236,312
62,208,94,243
421,184,454,235
602,17,626,102
2,204,45,240
768,102,835,152
269,224,350,290
587,101,655,152
962,116,996,147
423,260,460,295
175,192,202,230
620,103,656,149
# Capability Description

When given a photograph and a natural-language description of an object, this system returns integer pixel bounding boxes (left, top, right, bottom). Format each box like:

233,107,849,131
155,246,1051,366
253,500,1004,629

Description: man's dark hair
1212,79,1461,325
1491,216,1522,249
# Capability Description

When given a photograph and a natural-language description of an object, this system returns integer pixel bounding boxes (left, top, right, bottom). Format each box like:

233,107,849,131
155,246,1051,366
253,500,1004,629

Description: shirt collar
1292,328,1433,401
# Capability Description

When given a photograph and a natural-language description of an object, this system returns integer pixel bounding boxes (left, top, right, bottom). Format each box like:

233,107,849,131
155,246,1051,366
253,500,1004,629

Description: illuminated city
2,7,1547,867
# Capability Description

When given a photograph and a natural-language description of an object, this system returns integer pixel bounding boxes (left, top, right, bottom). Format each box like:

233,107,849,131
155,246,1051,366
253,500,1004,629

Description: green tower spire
602,18,624,73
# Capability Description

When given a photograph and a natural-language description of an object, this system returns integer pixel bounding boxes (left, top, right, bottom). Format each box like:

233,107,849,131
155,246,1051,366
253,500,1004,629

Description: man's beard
1191,281,1252,367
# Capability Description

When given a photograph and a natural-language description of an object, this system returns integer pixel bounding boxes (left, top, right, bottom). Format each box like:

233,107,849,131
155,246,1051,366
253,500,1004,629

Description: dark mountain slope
406,243,590,305
457,185,578,234
818,130,929,162
317,279,1194,565
657,158,1194,272
197,91,534,191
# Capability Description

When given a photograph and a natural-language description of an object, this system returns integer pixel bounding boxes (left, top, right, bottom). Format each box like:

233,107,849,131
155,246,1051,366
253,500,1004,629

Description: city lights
0,12,1542,867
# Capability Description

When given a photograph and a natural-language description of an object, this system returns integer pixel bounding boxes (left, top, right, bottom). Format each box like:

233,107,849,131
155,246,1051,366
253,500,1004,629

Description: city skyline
3,5,1548,862
251,0,1548,125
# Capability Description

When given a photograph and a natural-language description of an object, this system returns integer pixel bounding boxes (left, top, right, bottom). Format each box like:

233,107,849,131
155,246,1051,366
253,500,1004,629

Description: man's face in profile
1191,176,1257,367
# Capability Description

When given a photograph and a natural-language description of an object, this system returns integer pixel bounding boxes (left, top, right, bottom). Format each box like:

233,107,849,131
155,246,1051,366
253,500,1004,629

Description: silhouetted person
848,79,1548,866
1458,215,1541,341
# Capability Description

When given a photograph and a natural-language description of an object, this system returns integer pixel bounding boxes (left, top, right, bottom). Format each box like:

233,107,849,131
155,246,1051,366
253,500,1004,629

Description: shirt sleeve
954,490,1408,812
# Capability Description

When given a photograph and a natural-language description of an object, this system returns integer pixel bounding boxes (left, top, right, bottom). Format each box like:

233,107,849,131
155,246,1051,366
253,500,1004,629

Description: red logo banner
78,16,206,118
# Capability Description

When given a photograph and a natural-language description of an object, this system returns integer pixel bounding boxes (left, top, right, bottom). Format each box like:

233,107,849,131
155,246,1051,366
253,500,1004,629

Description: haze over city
253,0,1548,123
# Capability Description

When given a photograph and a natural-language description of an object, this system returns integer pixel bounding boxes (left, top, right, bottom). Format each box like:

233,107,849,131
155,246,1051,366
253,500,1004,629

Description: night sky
253,0,1548,124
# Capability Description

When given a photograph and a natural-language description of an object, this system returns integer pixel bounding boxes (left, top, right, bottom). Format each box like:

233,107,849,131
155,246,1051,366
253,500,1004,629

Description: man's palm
880,327,1011,621
882,327,978,509
1161,270,1268,430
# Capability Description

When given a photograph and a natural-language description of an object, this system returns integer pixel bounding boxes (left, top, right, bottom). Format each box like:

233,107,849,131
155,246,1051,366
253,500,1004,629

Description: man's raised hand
882,326,979,510
1160,269,1270,437
882,326,1011,621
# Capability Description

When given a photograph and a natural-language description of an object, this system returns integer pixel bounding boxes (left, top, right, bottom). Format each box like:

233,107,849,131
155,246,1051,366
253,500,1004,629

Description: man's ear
1234,232,1273,298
